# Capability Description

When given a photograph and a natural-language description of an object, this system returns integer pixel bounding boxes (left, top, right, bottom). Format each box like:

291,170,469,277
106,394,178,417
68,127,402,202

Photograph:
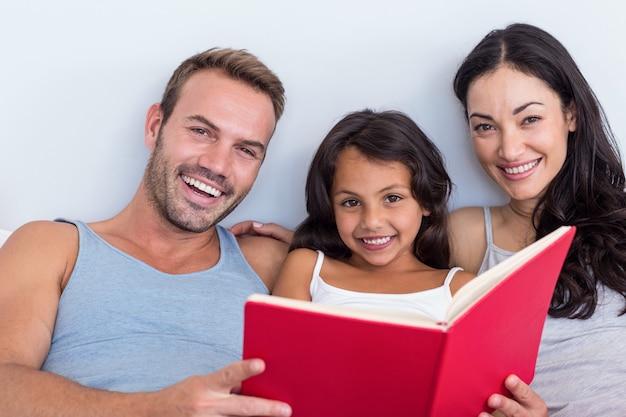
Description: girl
273,109,474,321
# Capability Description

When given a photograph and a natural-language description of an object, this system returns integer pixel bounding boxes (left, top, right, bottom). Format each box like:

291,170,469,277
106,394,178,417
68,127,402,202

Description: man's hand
478,375,548,417
229,221,294,245
153,359,292,416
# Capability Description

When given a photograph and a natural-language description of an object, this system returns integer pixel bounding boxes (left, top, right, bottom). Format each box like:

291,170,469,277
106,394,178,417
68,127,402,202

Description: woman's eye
385,195,402,203
523,116,541,124
474,123,494,132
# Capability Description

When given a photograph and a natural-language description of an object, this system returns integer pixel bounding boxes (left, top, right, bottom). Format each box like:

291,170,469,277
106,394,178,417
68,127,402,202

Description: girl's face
465,66,577,205
331,146,430,269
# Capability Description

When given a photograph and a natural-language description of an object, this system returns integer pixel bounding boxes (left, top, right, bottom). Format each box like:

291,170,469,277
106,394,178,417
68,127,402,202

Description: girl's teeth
362,237,391,245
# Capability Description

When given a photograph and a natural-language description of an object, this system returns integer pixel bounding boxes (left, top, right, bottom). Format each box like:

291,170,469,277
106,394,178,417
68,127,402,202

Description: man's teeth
182,175,222,197
362,236,392,245
503,160,538,175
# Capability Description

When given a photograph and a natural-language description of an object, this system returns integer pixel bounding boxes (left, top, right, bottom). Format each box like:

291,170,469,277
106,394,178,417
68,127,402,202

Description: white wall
1,1,624,232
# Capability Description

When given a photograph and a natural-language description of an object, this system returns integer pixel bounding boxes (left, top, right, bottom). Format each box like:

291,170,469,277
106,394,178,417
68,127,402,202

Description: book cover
241,225,576,417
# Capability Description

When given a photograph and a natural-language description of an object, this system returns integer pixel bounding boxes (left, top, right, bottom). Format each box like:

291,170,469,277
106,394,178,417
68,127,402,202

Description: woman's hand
479,375,548,417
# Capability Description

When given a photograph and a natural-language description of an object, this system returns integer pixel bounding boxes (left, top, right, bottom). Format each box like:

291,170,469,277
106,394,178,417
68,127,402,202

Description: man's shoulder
236,234,288,291
7,220,78,247
0,220,80,289
236,234,289,259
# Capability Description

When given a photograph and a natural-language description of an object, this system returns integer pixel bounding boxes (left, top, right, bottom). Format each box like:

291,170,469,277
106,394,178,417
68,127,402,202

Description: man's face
144,70,276,233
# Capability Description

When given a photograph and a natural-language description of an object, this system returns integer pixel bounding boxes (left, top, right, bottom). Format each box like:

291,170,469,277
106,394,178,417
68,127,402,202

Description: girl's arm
449,269,477,296
271,248,318,301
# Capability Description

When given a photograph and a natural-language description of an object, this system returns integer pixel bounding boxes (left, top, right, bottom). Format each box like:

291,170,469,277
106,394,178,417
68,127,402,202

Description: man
0,48,292,416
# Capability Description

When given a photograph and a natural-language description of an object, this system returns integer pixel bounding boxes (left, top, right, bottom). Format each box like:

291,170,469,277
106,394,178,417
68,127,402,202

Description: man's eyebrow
187,114,219,131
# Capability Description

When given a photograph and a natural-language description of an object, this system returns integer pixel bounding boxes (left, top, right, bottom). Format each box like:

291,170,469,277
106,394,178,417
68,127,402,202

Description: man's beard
143,132,249,233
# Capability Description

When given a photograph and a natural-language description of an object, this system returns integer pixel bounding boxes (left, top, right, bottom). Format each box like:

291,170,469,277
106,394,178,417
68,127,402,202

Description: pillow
0,229,12,247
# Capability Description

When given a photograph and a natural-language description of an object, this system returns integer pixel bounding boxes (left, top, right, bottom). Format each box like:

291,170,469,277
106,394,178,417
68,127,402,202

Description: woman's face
465,66,577,204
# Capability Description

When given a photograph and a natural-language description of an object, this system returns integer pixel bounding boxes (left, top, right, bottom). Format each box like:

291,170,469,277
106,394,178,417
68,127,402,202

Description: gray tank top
477,207,516,274
476,208,626,415
41,220,268,392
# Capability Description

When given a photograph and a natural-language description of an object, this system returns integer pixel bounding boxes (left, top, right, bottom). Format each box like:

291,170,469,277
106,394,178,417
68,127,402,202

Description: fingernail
250,358,264,372
253,222,263,228
280,404,292,416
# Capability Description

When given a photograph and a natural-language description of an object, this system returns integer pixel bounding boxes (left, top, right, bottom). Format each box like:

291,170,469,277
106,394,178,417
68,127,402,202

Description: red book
241,225,575,417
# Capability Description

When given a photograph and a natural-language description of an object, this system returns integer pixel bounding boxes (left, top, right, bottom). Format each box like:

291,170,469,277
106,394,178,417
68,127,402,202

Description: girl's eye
341,199,360,207
385,195,402,203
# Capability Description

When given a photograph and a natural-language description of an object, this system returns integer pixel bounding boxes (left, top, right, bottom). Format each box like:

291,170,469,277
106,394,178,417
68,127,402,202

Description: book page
248,294,444,329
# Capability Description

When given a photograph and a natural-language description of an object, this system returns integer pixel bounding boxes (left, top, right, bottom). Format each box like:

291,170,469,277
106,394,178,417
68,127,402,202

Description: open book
241,225,575,417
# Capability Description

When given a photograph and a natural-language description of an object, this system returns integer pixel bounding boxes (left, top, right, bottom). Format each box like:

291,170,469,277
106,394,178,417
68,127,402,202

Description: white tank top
309,250,462,322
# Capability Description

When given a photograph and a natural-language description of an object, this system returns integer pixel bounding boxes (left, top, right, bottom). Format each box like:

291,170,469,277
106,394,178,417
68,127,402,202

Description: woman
451,23,626,416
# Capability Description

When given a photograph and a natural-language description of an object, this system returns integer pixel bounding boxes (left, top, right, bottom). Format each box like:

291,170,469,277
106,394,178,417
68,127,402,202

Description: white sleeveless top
310,250,462,322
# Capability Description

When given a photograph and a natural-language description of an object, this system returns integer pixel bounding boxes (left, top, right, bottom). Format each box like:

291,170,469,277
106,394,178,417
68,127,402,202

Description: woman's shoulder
448,206,489,274
449,206,488,241
449,206,486,224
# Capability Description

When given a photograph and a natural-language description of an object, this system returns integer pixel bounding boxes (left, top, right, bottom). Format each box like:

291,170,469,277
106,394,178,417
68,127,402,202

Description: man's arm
2,358,291,417
0,222,292,417
0,221,74,375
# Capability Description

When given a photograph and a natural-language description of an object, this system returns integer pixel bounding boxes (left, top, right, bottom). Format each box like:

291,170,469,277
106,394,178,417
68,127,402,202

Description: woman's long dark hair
454,23,626,318
291,109,452,269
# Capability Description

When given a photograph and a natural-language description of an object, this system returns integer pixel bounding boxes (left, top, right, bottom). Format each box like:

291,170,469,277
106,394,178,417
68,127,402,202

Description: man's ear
144,103,163,150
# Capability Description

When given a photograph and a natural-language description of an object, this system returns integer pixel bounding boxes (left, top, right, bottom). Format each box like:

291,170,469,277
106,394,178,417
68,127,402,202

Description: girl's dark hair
454,23,626,318
291,109,452,269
